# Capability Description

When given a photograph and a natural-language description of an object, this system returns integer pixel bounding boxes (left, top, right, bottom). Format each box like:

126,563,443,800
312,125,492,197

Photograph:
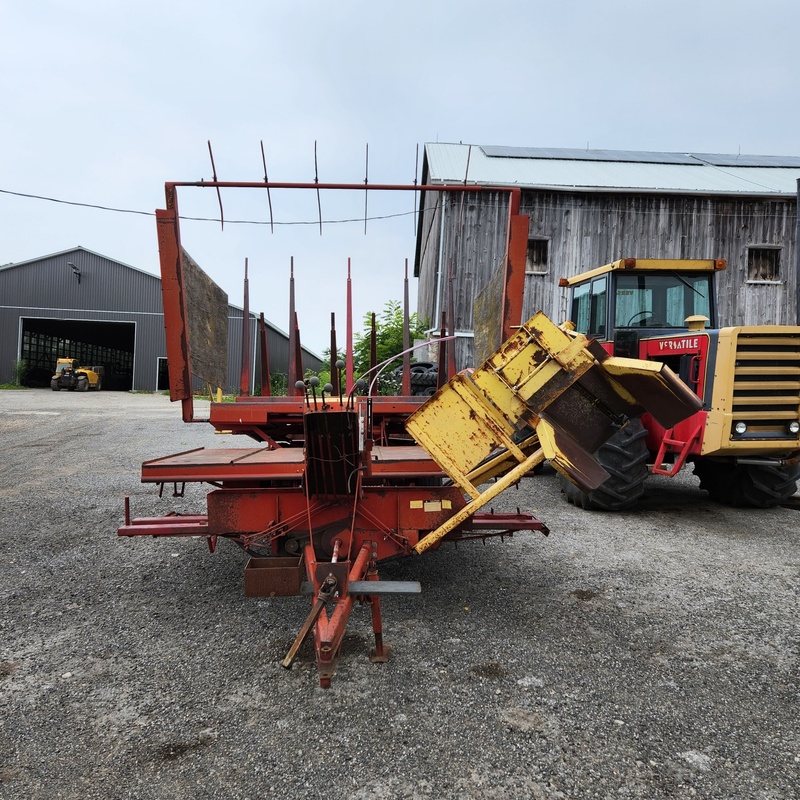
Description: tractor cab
559,257,800,511
561,258,725,358
55,358,80,374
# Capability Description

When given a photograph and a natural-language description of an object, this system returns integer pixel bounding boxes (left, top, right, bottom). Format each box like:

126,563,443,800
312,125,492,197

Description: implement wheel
560,418,649,510
693,459,800,508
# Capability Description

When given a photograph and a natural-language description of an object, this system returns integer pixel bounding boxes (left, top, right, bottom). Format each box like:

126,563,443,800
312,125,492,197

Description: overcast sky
2,0,798,354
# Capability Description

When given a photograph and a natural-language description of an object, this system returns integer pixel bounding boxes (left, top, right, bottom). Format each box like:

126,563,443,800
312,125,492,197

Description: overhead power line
1,185,794,227
0,187,416,226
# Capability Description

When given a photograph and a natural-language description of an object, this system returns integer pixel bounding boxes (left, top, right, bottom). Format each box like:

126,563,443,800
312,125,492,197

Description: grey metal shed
0,247,323,390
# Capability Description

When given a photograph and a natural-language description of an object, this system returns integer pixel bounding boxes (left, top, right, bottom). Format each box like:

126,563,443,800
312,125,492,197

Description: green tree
352,301,429,380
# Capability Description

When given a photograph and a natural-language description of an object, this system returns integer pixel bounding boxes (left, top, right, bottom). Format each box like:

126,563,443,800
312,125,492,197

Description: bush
12,359,27,386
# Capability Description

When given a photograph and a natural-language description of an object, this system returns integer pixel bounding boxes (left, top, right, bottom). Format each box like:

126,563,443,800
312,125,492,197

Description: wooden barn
414,144,800,369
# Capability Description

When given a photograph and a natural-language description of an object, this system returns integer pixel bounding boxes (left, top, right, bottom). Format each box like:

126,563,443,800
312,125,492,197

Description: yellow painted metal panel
405,374,526,499
413,449,546,555
703,326,800,455
407,309,705,528
561,258,722,287
602,356,703,429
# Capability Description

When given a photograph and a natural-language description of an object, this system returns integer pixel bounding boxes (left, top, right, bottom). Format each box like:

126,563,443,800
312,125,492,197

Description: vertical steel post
346,259,354,394
369,313,377,394
447,258,456,377
259,312,270,396
330,313,339,396
155,190,194,422
288,258,298,395
402,259,411,395
240,258,250,396
502,189,530,343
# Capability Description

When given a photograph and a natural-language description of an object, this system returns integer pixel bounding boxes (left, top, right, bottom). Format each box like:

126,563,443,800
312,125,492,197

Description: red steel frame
122,178,544,687
156,180,527,421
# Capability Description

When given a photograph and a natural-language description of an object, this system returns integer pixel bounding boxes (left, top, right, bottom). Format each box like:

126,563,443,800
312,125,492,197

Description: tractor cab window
614,272,712,328
570,276,608,339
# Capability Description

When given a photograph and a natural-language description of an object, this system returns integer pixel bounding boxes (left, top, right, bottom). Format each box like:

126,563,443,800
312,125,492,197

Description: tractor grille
731,331,800,439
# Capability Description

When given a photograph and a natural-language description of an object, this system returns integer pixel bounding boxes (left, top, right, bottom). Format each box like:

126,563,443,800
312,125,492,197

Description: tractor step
652,421,703,476
300,580,422,596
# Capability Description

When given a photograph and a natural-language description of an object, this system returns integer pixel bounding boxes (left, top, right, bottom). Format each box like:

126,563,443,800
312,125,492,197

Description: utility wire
1,185,794,225
0,187,417,226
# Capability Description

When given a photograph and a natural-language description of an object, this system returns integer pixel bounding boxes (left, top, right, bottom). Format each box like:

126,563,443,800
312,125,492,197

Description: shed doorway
21,318,136,390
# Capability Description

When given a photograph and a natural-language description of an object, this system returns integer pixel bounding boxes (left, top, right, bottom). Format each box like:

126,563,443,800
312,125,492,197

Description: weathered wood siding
415,190,444,330
521,192,798,329
417,188,798,369
416,190,511,367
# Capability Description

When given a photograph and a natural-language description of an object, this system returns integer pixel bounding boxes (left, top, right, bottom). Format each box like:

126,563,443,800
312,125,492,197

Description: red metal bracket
652,421,704,476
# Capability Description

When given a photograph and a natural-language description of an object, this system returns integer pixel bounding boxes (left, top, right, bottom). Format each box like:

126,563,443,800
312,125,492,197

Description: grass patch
0,383,30,390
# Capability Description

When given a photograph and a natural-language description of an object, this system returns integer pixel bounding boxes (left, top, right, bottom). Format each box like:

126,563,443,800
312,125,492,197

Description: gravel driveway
1,389,798,799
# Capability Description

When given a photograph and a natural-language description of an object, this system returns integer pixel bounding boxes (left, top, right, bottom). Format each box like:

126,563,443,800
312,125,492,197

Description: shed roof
0,245,159,279
0,245,320,353
423,143,800,198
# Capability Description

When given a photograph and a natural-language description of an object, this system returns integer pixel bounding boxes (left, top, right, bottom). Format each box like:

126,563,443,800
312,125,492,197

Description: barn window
747,247,781,282
526,238,549,274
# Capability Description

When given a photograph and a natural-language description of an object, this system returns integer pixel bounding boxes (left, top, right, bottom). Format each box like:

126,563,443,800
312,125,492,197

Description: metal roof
424,143,800,197
0,245,323,360
0,245,159,279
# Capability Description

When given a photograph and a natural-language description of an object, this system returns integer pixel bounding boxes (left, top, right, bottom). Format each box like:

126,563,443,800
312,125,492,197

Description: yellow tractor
559,258,800,507
50,358,103,392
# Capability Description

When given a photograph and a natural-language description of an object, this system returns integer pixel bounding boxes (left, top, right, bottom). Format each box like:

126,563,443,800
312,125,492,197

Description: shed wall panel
0,248,313,390
417,190,798,370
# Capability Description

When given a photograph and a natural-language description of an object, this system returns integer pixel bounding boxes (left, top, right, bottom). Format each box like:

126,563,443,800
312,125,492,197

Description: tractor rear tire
78,377,89,392
411,369,438,387
560,417,649,510
693,459,800,508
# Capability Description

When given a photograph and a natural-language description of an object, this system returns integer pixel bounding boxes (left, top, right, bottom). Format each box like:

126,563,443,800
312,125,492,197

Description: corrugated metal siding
425,143,800,197
227,309,325,394
0,304,161,389
0,247,317,389
0,249,163,312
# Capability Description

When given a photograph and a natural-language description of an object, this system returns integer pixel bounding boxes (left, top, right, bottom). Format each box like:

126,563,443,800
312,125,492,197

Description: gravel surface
1,389,799,800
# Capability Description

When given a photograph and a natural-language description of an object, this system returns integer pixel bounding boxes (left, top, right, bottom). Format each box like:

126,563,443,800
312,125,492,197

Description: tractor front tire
78,377,89,392
693,459,800,508
560,418,649,511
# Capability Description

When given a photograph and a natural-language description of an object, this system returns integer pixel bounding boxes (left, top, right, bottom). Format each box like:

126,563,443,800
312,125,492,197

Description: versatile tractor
560,258,800,509
118,176,703,687
50,358,103,391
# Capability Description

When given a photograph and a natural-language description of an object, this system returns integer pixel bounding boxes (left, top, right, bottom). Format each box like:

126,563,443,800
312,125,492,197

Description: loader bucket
406,311,701,553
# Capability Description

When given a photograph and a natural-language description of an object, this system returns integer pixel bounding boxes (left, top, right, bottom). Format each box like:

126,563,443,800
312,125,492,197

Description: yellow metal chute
406,311,701,554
